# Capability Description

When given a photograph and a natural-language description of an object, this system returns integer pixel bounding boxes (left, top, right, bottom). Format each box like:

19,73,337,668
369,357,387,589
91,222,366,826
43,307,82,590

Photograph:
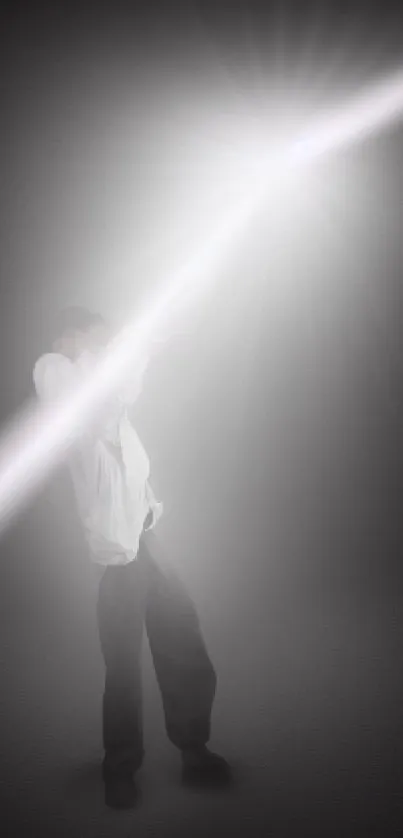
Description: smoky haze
0,3,402,837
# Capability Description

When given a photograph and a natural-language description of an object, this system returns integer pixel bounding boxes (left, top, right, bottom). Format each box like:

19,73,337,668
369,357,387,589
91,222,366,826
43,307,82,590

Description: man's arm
34,348,148,424
33,352,105,446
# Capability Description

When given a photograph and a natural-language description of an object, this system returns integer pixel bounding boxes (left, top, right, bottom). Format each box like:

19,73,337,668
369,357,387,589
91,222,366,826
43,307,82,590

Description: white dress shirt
33,350,163,566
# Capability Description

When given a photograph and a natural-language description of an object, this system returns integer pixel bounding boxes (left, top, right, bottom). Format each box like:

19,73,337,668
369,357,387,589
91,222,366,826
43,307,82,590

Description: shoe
181,746,232,787
103,770,138,810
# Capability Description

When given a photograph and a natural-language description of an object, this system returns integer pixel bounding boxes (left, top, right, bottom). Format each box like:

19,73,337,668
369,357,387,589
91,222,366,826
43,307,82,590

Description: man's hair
53,306,106,341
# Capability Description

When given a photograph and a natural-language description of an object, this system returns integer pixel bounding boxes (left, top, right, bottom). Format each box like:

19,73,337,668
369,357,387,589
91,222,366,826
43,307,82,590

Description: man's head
52,307,113,359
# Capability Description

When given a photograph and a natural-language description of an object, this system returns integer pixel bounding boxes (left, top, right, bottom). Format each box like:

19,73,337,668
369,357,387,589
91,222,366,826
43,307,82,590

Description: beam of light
1,67,403,535
291,68,403,163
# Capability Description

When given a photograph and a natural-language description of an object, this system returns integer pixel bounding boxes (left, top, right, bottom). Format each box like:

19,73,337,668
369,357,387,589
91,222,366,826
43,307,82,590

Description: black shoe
103,770,138,810
181,746,232,787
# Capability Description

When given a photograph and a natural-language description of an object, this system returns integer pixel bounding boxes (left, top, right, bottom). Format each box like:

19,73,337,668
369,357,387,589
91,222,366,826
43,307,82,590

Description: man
33,306,230,809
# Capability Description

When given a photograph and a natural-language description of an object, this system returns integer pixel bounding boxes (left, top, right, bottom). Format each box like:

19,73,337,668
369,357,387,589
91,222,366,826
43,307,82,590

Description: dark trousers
96,535,217,776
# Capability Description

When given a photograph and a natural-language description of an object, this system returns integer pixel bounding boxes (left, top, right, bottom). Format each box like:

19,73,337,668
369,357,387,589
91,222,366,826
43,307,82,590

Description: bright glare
0,68,402,534
291,68,403,163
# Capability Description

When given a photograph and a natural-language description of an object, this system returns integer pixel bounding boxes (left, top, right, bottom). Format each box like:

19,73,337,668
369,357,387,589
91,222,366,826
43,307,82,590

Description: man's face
85,322,114,351
53,323,112,359
52,330,81,359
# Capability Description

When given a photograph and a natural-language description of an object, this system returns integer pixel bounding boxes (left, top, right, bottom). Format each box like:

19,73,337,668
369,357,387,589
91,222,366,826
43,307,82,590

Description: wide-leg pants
96,535,217,776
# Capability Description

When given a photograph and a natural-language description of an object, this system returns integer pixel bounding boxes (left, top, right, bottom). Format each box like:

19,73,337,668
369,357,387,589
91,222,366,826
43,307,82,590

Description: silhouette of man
33,306,230,809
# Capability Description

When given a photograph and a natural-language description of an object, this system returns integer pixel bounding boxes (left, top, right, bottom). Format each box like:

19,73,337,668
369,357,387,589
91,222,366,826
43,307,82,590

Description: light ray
0,67,402,534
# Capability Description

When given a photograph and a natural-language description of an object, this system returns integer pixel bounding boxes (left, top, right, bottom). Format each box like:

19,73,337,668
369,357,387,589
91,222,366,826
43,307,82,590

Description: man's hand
144,500,164,531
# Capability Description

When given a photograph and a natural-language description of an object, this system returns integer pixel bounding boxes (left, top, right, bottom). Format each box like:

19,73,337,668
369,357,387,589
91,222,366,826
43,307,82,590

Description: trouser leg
96,558,147,776
142,536,217,751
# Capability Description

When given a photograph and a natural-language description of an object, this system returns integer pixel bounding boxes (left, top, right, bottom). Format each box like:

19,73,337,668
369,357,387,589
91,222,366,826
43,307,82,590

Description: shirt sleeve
33,353,78,401
33,351,149,443
33,353,96,447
